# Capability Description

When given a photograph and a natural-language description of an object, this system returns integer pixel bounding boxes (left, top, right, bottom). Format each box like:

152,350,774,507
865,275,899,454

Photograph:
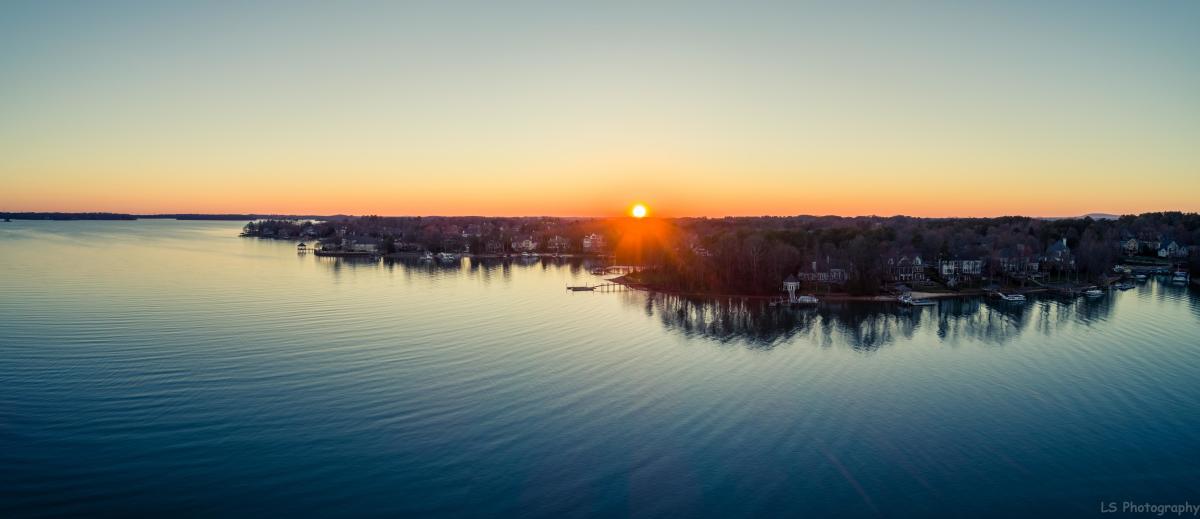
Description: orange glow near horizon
4,150,1196,218
5,182,1200,218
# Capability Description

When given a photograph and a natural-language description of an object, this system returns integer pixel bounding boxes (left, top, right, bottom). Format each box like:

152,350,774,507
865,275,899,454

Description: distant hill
1041,213,1121,221
140,213,329,221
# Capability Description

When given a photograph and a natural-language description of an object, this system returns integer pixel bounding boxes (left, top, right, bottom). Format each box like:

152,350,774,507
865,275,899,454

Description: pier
314,250,379,258
589,265,645,276
566,283,629,292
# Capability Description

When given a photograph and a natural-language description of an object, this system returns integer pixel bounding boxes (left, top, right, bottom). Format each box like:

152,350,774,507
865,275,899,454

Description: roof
784,274,799,284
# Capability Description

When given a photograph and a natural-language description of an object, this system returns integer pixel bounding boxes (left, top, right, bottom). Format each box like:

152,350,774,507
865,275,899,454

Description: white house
511,235,538,252
939,259,983,287
939,259,983,276
887,255,927,282
582,233,606,252
1159,241,1189,258
547,235,570,252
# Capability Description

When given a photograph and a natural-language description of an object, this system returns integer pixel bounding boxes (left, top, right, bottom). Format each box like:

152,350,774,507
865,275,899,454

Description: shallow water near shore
2,220,1200,517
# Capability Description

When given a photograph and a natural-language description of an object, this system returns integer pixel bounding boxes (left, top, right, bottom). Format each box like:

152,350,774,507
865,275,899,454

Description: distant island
0,212,328,221
236,212,1200,298
1,212,139,221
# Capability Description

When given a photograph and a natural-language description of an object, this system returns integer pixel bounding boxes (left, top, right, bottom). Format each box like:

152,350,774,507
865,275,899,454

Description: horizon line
3,209,1181,220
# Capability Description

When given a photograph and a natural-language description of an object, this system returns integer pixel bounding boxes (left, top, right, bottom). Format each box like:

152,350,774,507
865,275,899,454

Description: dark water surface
2,220,1199,517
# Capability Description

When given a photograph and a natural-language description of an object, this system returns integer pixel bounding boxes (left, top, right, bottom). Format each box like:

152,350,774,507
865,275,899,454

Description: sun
631,204,648,218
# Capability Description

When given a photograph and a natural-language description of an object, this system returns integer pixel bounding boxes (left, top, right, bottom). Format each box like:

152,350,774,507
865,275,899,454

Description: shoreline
381,252,609,260
606,275,1089,302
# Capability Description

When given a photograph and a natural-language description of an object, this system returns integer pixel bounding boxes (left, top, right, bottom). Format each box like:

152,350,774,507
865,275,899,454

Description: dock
314,250,379,258
588,265,645,276
566,283,628,292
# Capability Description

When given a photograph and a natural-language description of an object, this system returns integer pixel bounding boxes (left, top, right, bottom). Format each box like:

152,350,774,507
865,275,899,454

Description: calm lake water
2,220,1199,517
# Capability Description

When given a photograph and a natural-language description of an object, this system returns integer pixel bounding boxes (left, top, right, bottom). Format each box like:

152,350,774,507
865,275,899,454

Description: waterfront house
1159,240,1189,258
939,258,984,287
508,236,537,252
887,254,927,283
485,240,505,255
798,260,848,284
1045,238,1074,266
546,235,570,253
348,236,382,253
798,270,847,283
582,233,606,252
511,235,538,252
939,259,983,276
1122,237,1140,256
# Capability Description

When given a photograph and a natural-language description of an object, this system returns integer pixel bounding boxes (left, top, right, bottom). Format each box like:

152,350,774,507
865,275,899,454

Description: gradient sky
2,1,1198,217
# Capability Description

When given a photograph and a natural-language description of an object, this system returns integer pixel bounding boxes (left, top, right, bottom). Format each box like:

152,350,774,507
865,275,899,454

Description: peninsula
238,212,1200,298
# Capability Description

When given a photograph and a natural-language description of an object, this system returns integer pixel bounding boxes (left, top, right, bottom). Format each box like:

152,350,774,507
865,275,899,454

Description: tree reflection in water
310,255,1126,352
631,292,1117,352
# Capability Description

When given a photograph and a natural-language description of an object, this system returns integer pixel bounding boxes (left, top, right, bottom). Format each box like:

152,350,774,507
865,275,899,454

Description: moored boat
898,294,935,306
1084,288,1104,297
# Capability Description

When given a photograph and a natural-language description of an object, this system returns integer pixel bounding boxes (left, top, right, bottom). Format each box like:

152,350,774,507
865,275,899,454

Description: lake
2,220,1199,517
